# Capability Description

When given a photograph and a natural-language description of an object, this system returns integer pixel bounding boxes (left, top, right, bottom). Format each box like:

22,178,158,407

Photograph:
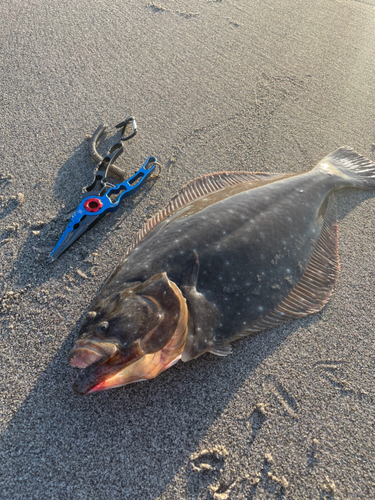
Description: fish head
69,273,188,395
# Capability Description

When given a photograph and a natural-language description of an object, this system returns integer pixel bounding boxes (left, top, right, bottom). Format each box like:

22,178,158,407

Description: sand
1,0,375,498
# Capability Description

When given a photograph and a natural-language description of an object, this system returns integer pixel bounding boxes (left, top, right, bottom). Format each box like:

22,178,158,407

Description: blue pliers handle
76,155,158,217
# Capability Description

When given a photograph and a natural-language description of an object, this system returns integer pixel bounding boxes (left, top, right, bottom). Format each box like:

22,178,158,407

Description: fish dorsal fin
125,171,283,258
240,195,339,336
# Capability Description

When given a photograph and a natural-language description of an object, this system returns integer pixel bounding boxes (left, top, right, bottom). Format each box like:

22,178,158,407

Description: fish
69,147,375,395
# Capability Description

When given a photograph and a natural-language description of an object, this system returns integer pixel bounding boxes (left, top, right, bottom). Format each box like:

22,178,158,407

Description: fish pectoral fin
243,195,339,335
180,251,199,289
180,252,222,361
180,289,221,361
209,345,232,357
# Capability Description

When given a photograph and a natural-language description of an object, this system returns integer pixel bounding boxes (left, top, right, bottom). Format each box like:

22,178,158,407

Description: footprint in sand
246,403,268,447
244,454,288,500
147,3,199,18
263,375,299,419
319,477,336,500
313,359,375,406
187,446,230,499
313,360,355,396
306,438,320,470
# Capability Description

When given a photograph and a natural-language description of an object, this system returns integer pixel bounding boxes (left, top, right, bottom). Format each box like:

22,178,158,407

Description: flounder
69,147,375,395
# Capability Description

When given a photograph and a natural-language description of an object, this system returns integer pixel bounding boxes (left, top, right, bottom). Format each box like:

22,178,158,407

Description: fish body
106,170,332,353
69,148,375,395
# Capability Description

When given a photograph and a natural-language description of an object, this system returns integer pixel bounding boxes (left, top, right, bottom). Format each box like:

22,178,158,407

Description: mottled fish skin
70,147,375,393
101,169,337,354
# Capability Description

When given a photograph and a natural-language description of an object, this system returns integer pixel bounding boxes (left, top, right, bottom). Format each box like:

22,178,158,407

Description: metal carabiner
115,117,137,141
88,117,137,162
88,117,138,181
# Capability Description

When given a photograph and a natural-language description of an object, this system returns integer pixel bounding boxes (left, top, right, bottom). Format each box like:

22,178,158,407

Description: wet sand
1,0,375,498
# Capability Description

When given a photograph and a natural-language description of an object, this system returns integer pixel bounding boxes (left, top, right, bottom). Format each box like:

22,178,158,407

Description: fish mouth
69,341,119,369
69,342,144,396
70,333,186,396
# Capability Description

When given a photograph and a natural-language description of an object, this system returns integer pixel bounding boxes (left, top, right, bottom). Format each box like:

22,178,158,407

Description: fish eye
97,321,109,334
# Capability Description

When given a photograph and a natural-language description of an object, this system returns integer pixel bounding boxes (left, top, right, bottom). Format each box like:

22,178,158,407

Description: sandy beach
1,0,375,498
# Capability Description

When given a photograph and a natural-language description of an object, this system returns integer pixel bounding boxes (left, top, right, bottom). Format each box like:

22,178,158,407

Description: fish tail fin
316,147,375,189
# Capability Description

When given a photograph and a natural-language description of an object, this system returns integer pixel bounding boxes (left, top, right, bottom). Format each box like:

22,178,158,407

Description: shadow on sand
0,307,324,499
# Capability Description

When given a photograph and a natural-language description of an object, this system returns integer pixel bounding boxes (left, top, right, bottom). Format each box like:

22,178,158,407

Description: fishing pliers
50,117,161,262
